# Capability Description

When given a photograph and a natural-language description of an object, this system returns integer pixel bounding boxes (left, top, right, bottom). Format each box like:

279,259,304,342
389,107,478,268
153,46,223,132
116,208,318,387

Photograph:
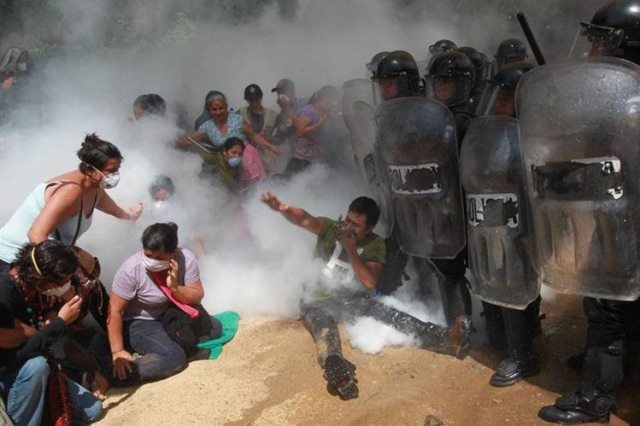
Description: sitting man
261,192,472,400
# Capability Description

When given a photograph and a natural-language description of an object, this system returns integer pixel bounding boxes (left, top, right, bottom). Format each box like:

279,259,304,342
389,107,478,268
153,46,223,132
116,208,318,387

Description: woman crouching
107,223,205,383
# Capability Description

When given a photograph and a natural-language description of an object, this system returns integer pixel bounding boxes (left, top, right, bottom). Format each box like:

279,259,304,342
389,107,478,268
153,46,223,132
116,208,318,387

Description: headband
206,92,227,105
30,247,43,276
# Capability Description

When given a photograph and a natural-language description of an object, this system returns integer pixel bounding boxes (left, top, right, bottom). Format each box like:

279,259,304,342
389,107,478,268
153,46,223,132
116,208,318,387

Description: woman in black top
0,240,103,425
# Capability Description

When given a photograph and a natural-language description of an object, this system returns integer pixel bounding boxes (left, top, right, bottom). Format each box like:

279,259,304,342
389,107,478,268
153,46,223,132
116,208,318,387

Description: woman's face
208,99,228,124
22,273,73,300
223,145,244,160
87,157,121,182
143,248,175,261
317,97,336,113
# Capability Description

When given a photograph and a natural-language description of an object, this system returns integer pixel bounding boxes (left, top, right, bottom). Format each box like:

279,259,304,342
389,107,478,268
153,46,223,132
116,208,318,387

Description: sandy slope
96,295,639,426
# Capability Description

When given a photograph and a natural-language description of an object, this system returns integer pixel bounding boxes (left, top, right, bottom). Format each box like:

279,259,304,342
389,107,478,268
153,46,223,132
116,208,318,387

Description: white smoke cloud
0,0,606,352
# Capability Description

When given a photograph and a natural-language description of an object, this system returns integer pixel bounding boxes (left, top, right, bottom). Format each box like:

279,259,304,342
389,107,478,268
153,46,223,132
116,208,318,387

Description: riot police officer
375,51,470,325
428,39,458,57
376,50,424,100
494,38,529,72
461,61,542,387
366,51,390,79
527,1,640,423
457,46,491,112
425,51,476,140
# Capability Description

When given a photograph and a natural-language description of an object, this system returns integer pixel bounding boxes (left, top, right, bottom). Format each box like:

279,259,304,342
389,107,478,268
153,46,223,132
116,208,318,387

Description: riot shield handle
517,12,546,65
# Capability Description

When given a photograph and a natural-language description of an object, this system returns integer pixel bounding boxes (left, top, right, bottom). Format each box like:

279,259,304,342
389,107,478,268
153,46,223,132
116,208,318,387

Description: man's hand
112,349,135,380
58,295,82,324
338,227,358,252
261,192,288,213
167,258,180,289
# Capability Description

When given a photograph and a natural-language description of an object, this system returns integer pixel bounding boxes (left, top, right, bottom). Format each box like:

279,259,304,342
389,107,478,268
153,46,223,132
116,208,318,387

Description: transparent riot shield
376,96,466,259
342,79,393,235
460,116,539,309
518,57,640,301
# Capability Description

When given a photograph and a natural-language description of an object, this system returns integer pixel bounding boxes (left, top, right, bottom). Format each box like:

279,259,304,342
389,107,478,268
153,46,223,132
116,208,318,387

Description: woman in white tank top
0,134,144,267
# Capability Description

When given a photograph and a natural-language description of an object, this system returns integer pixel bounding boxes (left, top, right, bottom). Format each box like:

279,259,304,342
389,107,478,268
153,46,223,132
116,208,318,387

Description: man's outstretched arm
261,192,323,235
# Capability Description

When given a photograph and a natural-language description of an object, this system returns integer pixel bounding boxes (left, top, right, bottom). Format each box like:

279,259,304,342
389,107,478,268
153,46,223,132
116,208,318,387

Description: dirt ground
95,294,639,426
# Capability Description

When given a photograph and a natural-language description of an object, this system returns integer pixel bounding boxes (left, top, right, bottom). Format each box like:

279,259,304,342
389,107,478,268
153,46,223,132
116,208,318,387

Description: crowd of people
1,0,639,424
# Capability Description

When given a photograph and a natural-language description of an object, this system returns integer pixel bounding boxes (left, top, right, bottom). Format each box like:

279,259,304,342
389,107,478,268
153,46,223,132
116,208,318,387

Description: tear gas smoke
0,0,605,353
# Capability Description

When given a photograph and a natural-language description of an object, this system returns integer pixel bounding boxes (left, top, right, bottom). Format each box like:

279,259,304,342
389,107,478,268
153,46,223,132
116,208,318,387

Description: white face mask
153,200,169,210
142,254,171,272
17,62,27,72
101,171,120,189
41,281,71,297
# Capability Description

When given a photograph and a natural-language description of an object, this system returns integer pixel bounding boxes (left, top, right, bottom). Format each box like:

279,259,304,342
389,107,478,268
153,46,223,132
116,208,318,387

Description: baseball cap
244,84,263,100
271,78,295,93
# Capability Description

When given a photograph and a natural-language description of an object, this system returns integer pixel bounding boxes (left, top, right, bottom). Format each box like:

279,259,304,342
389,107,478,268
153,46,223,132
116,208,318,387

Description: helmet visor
476,81,516,117
426,76,471,107
570,22,624,59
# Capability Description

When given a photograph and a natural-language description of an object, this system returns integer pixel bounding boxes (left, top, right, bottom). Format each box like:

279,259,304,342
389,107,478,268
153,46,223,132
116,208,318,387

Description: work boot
538,389,614,424
323,355,358,400
417,315,472,359
490,351,540,387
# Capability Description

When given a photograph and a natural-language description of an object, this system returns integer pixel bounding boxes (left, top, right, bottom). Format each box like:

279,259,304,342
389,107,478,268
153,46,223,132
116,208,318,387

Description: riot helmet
375,50,422,100
476,62,535,117
429,39,458,56
572,0,640,64
457,46,491,89
425,51,475,107
495,38,529,69
366,51,390,78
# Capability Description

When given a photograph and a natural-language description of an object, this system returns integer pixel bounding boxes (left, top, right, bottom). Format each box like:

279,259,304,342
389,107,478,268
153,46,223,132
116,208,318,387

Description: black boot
490,350,540,387
323,355,358,400
538,389,613,424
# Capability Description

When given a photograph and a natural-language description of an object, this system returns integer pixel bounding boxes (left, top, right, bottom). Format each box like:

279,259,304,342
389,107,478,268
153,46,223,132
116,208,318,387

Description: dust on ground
96,295,640,426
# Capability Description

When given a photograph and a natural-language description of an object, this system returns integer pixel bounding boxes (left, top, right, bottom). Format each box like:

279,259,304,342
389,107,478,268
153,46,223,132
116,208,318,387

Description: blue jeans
126,319,187,382
0,356,103,426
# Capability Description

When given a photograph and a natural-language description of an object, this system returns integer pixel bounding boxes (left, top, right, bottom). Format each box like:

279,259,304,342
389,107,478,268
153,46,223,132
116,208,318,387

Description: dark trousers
580,297,640,395
124,319,187,382
483,296,541,355
300,293,450,366
414,251,472,325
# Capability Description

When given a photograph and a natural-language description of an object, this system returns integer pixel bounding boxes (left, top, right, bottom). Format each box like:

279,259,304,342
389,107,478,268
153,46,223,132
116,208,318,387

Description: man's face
247,98,263,112
344,211,371,241
381,78,400,100
434,78,457,103
493,91,516,117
